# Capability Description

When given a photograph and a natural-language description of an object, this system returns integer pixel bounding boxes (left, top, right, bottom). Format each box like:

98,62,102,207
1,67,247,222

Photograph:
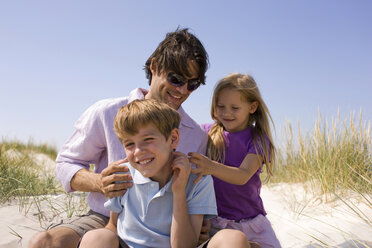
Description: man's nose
176,83,189,94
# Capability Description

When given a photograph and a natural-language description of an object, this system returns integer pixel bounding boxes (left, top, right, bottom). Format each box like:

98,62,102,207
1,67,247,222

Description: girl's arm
171,152,203,247
105,211,119,233
189,152,262,185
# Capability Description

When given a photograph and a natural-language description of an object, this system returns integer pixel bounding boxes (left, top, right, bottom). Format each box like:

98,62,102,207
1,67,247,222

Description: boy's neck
150,154,174,189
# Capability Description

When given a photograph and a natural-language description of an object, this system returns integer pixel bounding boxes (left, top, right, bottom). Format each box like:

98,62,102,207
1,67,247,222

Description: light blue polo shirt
104,163,217,248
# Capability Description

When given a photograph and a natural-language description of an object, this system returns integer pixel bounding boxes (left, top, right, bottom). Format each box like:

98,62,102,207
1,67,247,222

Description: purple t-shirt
203,123,267,221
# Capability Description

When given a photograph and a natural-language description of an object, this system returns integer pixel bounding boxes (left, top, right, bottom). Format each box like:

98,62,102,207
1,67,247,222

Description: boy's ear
150,58,158,75
169,128,180,150
249,101,259,114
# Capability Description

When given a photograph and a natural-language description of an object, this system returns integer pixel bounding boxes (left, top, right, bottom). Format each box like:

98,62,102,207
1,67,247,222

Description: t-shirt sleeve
247,133,270,155
104,196,123,213
186,175,217,218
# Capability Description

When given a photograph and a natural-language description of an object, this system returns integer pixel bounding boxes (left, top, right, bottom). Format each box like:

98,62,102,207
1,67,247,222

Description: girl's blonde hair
208,73,276,181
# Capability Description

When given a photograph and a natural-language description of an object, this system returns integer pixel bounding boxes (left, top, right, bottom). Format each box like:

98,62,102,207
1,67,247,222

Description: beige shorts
48,209,109,237
48,209,128,248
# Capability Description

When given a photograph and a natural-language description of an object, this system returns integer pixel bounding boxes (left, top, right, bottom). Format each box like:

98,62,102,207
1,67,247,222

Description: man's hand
198,219,211,245
171,152,191,193
100,159,133,198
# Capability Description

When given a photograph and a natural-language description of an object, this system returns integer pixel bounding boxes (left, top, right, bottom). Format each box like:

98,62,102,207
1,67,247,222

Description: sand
1,184,371,248
1,153,371,247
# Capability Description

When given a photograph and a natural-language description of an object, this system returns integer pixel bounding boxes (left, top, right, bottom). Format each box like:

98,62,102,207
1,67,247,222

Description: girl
189,73,281,248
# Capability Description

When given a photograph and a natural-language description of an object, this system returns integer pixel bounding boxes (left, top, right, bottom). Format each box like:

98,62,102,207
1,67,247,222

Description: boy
79,99,217,248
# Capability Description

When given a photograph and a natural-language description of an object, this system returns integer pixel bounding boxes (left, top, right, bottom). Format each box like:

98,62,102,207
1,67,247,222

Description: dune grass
0,139,89,227
270,110,371,199
1,139,57,159
264,111,371,247
0,140,62,203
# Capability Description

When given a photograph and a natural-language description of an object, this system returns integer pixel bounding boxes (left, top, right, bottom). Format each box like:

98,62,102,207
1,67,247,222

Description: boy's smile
122,124,178,187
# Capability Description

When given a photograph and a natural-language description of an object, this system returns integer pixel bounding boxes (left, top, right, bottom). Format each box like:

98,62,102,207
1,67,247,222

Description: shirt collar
131,167,152,184
128,163,172,190
177,106,195,129
163,177,174,192
129,166,174,193
128,88,146,103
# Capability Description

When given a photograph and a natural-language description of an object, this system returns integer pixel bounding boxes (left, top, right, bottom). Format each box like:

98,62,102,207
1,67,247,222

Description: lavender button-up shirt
56,88,208,216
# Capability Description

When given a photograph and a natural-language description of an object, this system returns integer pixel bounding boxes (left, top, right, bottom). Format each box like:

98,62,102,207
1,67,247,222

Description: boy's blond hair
114,99,181,143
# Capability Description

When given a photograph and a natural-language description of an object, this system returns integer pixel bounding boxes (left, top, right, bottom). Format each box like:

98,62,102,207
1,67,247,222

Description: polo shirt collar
128,88,146,103
131,168,174,193
177,106,195,129
163,177,174,192
132,169,152,184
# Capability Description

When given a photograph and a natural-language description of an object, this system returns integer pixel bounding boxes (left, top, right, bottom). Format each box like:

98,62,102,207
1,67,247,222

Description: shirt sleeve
186,174,217,218
104,196,123,213
196,130,208,156
247,133,270,155
55,101,107,192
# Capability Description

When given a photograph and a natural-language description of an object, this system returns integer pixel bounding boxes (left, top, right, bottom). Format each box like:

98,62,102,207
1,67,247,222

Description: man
29,28,211,248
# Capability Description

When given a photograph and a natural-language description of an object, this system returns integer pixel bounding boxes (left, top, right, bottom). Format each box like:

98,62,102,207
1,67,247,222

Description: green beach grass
0,140,61,204
271,110,371,199
0,139,88,227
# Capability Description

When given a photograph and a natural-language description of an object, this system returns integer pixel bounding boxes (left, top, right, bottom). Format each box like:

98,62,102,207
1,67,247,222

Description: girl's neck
223,124,250,133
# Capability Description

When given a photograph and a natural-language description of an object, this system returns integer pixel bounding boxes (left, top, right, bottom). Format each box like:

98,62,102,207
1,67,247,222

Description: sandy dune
1,182,371,248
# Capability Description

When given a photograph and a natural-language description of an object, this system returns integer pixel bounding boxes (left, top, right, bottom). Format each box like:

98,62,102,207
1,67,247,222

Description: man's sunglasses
167,72,202,91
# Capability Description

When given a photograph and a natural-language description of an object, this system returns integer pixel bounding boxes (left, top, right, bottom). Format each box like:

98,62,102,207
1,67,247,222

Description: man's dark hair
144,28,209,86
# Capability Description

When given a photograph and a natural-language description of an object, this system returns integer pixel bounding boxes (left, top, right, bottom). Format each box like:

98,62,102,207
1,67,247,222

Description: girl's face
215,88,258,133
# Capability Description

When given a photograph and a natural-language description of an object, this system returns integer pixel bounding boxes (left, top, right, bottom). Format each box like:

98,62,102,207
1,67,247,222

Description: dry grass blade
8,226,23,240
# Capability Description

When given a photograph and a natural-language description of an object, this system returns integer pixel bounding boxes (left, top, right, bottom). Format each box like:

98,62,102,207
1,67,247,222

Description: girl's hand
188,152,214,184
171,151,191,193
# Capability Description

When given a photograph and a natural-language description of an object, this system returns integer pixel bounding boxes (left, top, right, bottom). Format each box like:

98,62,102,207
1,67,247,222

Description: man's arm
71,160,133,198
56,98,134,197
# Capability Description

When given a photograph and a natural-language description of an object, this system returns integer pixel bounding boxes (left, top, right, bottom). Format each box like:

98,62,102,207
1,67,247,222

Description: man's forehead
167,60,200,78
186,60,200,78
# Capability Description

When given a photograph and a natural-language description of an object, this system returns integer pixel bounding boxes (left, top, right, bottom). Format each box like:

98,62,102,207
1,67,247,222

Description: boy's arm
105,211,119,233
171,192,203,248
171,152,202,247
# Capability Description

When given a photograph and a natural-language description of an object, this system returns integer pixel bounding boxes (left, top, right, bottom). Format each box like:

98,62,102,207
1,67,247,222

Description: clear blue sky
1,0,371,149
